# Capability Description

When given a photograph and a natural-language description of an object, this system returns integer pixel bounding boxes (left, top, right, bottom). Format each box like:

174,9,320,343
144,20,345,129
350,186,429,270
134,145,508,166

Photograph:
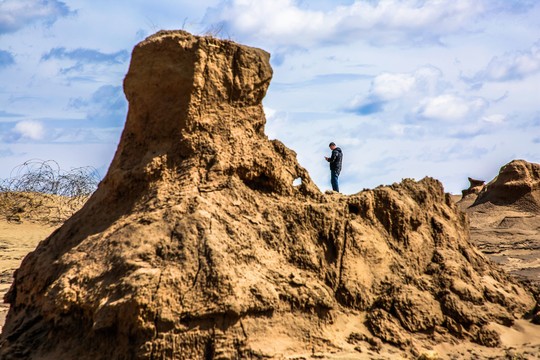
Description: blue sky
1,0,539,194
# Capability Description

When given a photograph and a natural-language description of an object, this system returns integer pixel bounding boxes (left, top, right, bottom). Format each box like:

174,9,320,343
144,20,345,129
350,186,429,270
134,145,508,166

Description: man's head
329,142,336,150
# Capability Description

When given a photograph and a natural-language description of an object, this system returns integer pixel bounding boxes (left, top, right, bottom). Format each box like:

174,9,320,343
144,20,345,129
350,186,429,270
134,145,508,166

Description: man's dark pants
331,169,339,192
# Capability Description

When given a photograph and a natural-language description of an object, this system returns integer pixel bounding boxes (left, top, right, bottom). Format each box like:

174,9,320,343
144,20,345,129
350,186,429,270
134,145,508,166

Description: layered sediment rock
0,31,535,359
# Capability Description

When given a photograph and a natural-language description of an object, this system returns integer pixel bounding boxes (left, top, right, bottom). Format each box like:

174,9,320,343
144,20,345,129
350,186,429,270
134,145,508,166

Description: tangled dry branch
0,160,100,223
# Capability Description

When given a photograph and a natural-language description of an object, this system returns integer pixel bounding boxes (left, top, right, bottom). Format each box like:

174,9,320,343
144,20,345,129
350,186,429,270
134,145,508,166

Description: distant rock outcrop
457,160,540,290
0,31,535,359
473,160,540,211
462,177,485,197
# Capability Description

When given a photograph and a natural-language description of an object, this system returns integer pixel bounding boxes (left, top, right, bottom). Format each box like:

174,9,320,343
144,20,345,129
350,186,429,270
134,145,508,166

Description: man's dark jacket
328,147,343,175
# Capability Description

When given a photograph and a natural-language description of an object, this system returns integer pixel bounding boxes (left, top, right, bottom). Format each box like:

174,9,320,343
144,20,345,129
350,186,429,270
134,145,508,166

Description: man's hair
329,142,336,147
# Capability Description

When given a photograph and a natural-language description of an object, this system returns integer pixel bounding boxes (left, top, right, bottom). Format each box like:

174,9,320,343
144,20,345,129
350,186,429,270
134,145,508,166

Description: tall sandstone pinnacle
0,31,535,359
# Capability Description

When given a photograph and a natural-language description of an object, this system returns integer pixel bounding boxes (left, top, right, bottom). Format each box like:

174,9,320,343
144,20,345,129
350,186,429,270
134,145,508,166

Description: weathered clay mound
0,31,535,359
473,160,540,211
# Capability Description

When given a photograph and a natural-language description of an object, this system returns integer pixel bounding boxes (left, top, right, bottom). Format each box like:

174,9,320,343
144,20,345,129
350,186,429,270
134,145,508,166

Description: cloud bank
206,0,530,47
468,39,540,83
0,0,73,35
41,47,129,74
347,66,444,115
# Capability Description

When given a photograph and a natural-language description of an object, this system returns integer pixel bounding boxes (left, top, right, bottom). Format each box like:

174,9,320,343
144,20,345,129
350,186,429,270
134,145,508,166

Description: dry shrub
0,160,100,223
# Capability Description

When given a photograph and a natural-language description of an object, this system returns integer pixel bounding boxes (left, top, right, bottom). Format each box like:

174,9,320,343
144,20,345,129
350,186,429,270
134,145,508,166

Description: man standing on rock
325,142,343,192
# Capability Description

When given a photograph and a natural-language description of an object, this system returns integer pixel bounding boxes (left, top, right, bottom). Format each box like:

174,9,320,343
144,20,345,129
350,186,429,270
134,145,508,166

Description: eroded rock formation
473,160,540,211
0,31,535,359
462,177,485,197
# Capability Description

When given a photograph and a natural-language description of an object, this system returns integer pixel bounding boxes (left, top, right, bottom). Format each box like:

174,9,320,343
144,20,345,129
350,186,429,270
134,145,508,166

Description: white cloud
14,120,45,140
469,39,540,82
347,66,443,115
263,106,277,119
481,114,505,124
207,0,495,47
415,94,488,122
370,73,416,101
372,66,443,99
210,0,326,43
0,0,72,34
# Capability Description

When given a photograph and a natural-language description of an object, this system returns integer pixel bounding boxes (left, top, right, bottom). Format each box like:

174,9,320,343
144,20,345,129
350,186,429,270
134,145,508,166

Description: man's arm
328,149,338,164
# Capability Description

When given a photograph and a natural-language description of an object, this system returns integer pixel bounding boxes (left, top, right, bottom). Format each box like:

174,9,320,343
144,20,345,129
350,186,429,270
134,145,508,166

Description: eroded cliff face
0,31,535,359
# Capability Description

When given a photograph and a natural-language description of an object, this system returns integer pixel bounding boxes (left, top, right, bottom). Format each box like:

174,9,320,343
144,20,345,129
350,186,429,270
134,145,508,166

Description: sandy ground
464,202,540,285
432,320,540,360
0,220,58,326
454,193,540,285
455,194,540,289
